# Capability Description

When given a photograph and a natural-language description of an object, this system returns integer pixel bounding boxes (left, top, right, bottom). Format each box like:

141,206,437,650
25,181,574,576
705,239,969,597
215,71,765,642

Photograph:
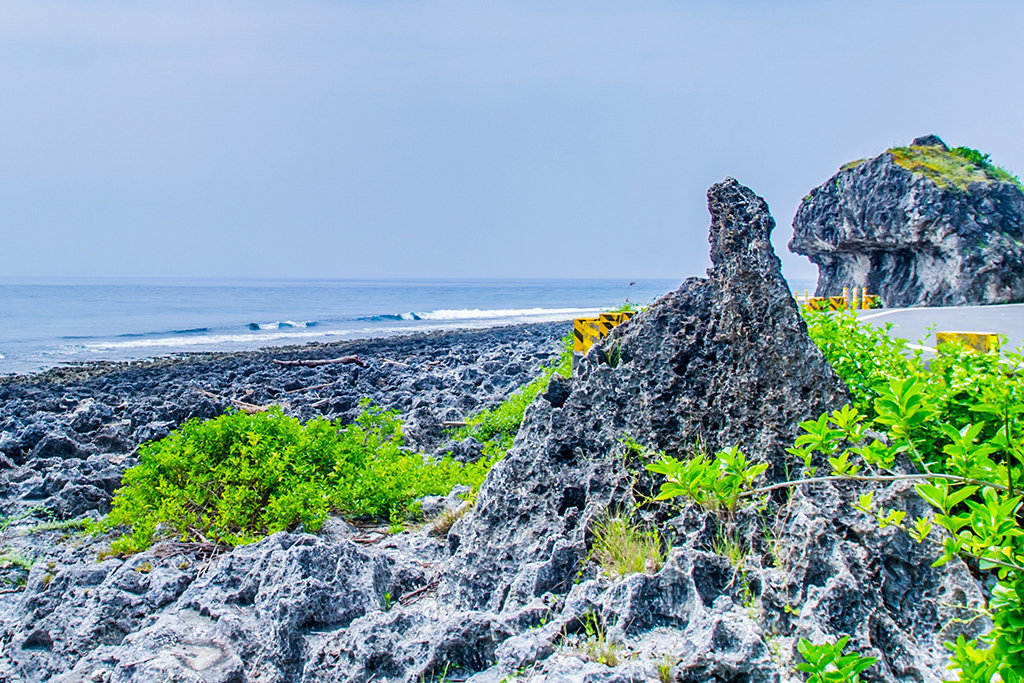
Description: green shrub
648,309,1024,681
803,309,1024,472
802,310,921,417
950,146,1022,188
797,637,876,683
103,400,495,554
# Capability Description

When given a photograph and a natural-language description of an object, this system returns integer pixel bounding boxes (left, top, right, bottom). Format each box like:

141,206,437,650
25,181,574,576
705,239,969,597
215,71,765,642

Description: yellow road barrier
936,332,999,354
573,317,602,353
805,297,829,312
797,289,882,311
828,296,847,311
573,310,635,354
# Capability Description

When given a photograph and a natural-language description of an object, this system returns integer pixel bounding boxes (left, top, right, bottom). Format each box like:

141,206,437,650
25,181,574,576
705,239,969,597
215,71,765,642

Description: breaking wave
360,307,600,322
247,321,318,330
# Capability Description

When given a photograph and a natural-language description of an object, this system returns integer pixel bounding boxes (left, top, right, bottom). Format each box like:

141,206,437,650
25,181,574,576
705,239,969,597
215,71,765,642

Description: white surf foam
409,307,602,321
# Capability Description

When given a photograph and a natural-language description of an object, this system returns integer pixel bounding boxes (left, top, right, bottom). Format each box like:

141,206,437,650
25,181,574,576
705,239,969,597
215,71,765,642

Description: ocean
0,278,692,376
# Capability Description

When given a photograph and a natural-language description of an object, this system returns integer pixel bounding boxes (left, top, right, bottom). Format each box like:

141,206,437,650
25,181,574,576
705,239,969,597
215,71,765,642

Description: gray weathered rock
0,179,989,683
48,533,390,683
790,135,1024,307
441,177,849,615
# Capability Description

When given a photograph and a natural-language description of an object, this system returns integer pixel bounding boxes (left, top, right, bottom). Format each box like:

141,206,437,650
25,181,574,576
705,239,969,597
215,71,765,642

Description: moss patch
888,144,1021,191
840,158,867,172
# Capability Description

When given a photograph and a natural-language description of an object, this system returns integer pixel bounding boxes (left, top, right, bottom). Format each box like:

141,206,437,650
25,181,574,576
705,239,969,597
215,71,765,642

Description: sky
1,0,1022,282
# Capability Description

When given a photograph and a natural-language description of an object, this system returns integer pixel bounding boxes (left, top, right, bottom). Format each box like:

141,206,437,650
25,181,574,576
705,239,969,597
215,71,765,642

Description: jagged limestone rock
0,180,988,683
790,135,1024,307
441,177,849,615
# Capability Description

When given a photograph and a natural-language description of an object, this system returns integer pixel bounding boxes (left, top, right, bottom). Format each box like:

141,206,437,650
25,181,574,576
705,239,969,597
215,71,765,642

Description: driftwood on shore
285,381,335,394
191,388,268,414
272,355,368,368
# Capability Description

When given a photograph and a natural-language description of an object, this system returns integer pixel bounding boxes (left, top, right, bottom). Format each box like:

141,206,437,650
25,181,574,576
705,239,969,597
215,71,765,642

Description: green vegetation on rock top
887,143,1022,191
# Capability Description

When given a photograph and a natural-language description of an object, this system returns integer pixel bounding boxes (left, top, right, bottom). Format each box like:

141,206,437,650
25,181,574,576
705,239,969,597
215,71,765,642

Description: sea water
0,278,692,375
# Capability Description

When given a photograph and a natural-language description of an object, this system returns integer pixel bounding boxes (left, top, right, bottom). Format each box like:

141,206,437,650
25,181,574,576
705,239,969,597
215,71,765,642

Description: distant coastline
0,278,680,376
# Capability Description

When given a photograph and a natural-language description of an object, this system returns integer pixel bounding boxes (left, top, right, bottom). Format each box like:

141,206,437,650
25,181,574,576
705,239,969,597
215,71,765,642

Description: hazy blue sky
2,0,1022,281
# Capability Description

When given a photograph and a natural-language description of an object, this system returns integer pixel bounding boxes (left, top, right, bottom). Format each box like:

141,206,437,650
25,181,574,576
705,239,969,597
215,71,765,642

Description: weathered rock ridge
441,178,850,613
790,134,1024,307
0,179,987,683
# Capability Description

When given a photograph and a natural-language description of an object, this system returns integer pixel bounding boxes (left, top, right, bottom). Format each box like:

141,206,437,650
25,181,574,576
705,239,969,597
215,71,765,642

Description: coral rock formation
0,179,986,683
790,135,1024,307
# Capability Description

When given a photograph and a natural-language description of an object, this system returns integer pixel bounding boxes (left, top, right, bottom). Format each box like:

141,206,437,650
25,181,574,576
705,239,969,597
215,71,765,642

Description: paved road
856,303,1024,354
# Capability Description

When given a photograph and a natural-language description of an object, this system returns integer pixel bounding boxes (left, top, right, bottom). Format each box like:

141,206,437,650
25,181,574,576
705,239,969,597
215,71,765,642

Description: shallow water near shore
0,277,680,375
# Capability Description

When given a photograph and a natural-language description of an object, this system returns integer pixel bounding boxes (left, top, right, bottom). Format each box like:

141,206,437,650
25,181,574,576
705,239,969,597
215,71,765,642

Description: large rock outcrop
0,179,987,683
790,135,1024,307
441,178,850,613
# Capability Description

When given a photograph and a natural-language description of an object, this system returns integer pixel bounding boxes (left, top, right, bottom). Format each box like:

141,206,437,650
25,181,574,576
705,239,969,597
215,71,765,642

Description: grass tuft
429,497,473,537
656,655,677,683
28,518,91,534
590,512,665,578
712,529,748,569
0,548,35,573
581,611,624,666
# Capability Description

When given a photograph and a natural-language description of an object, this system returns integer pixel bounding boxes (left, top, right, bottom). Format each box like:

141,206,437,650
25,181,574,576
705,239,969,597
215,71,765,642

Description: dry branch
273,355,367,368
399,578,439,606
285,381,335,394
192,388,268,414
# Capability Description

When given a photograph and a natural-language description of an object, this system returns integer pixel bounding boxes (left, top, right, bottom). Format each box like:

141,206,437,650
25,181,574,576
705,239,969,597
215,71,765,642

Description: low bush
797,637,876,683
103,400,495,554
950,146,1022,188
804,309,1024,472
649,309,1024,682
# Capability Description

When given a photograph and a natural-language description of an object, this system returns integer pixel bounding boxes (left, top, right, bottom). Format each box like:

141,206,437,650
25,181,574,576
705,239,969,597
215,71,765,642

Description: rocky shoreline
0,179,987,682
0,323,575,681
0,322,568,521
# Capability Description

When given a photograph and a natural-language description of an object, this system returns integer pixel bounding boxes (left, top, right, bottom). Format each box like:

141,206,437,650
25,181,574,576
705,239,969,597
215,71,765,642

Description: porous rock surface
440,177,850,613
790,134,1024,307
0,324,565,523
0,179,987,683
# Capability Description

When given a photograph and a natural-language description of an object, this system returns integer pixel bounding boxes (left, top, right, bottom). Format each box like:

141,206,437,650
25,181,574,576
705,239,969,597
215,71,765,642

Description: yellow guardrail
936,332,1000,354
574,310,635,354
795,287,882,311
